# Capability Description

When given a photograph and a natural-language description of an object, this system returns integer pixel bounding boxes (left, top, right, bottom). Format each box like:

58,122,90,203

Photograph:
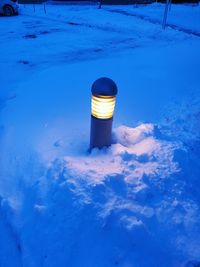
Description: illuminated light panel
92,95,116,119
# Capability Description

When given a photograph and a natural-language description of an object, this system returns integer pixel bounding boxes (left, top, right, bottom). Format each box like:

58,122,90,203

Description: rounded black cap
91,77,118,96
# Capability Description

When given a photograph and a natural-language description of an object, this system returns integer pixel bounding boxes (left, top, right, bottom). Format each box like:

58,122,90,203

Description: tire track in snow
18,13,141,66
22,12,129,34
107,9,200,38
61,38,139,63
28,38,139,68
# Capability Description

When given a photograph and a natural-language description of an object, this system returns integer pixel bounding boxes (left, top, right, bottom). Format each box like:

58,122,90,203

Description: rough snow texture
63,124,179,187
13,122,199,267
0,3,200,267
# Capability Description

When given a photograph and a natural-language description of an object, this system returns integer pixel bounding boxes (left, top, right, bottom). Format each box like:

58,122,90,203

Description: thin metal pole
98,1,101,9
162,0,170,30
169,0,172,11
43,3,46,14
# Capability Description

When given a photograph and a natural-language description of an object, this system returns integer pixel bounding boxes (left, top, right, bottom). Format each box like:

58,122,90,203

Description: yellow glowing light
92,95,116,119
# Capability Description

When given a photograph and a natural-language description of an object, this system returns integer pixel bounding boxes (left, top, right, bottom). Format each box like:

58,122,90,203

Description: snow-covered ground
0,3,200,267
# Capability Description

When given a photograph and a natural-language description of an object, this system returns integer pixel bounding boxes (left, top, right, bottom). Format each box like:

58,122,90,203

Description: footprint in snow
23,34,37,39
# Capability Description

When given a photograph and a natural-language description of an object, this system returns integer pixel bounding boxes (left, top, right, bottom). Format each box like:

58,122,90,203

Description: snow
62,124,179,185
0,2,200,267
117,2,200,33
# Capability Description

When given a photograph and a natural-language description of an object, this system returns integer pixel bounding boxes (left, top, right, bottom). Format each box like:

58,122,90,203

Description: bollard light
90,77,118,150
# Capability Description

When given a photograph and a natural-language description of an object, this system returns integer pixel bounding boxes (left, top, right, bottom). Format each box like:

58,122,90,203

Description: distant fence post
162,0,170,29
98,1,102,9
169,0,172,11
44,2,46,14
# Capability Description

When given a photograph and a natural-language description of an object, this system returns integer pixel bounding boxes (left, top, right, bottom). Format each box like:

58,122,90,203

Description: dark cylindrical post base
90,116,113,150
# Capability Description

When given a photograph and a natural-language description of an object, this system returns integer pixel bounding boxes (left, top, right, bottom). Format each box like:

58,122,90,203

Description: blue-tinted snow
0,3,200,267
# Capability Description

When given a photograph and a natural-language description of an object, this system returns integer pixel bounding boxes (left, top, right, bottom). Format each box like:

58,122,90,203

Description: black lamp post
90,77,118,150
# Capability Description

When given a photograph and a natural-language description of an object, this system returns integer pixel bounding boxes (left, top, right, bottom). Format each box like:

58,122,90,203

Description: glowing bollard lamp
90,77,118,150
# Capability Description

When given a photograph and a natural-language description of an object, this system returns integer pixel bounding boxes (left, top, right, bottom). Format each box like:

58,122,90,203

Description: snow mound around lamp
15,123,200,267
46,123,182,228
56,123,180,187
